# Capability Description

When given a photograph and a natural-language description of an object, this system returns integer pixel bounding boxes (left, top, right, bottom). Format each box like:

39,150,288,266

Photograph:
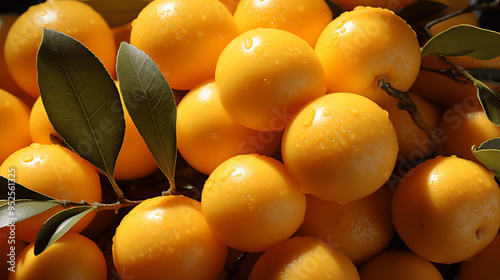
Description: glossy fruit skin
215,28,326,131
177,79,281,175
0,14,25,97
0,88,31,164
359,249,444,280
249,236,360,280
332,0,418,11
458,233,500,280
29,96,61,145
233,0,332,47
130,0,239,90
0,227,27,280
314,6,421,105
440,98,500,166
4,0,116,98
282,92,398,204
0,143,102,242
382,93,441,162
9,233,107,280
295,185,394,266
112,195,227,280
201,154,306,252
392,156,500,264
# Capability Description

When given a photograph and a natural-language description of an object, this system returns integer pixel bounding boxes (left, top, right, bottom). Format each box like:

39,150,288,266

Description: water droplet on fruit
22,154,34,163
244,37,253,49
301,110,316,126
254,46,263,53
339,27,346,33
335,20,344,29
200,13,207,21
350,107,358,114
31,143,42,149
322,109,332,116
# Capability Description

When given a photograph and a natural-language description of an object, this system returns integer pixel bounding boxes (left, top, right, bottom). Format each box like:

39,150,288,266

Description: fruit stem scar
378,80,445,156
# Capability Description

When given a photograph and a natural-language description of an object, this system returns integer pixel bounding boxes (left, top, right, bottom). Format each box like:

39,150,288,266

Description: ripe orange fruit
233,0,332,47
9,232,106,280
130,0,239,90
177,79,281,175
359,249,444,280
201,154,306,252
29,96,61,145
439,98,500,165
458,232,500,280
0,14,25,98
0,227,27,280
295,184,394,266
0,143,102,243
381,93,441,162
392,156,500,264
314,6,421,105
4,0,116,98
218,0,241,13
215,28,326,131
282,92,398,204
112,195,227,280
249,236,360,280
0,88,31,164
332,0,418,11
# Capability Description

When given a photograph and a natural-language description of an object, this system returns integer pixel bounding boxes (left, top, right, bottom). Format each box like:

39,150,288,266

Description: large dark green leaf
0,176,55,201
476,81,500,126
398,1,447,26
421,25,500,59
468,68,500,86
34,206,95,255
77,0,152,28
472,138,500,178
0,200,61,228
37,29,125,179
116,42,177,187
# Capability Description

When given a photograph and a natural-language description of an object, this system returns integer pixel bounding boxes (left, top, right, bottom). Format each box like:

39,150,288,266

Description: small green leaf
0,176,55,201
422,25,500,59
37,29,125,180
77,0,153,28
0,200,61,228
475,80,500,126
325,0,344,18
398,1,448,26
34,206,95,255
472,138,500,178
116,42,177,187
468,68,500,86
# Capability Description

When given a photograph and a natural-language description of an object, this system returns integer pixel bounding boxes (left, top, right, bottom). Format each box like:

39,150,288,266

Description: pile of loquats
1,0,500,279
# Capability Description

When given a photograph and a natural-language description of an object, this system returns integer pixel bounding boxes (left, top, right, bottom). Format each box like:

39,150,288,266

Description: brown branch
59,198,142,212
379,80,445,156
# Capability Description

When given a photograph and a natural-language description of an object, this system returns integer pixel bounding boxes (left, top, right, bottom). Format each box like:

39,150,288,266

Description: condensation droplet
22,154,34,163
322,109,332,116
301,110,316,126
244,37,253,49
31,143,42,149
254,46,263,53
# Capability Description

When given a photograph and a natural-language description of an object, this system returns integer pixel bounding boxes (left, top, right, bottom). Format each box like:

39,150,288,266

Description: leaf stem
378,80,445,156
59,198,142,212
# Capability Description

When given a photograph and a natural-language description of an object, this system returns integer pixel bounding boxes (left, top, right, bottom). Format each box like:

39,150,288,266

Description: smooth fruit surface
0,14,25,97
392,156,500,264
359,249,444,280
282,92,398,204
332,0,418,11
0,143,102,242
295,185,394,265
112,195,227,280
314,6,421,105
215,28,326,131
233,0,332,47
9,233,106,280
249,236,360,280
0,88,31,164
29,96,61,145
177,79,281,175
4,0,116,98
458,232,500,280
130,0,239,90
201,154,306,252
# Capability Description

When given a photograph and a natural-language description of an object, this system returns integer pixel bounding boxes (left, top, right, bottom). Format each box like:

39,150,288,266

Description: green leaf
468,68,500,86
475,80,500,126
37,29,125,180
0,176,55,201
34,206,95,256
77,0,153,28
397,1,448,26
325,0,344,18
116,42,177,187
472,138,500,178
0,200,61,228
421,25,500,59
